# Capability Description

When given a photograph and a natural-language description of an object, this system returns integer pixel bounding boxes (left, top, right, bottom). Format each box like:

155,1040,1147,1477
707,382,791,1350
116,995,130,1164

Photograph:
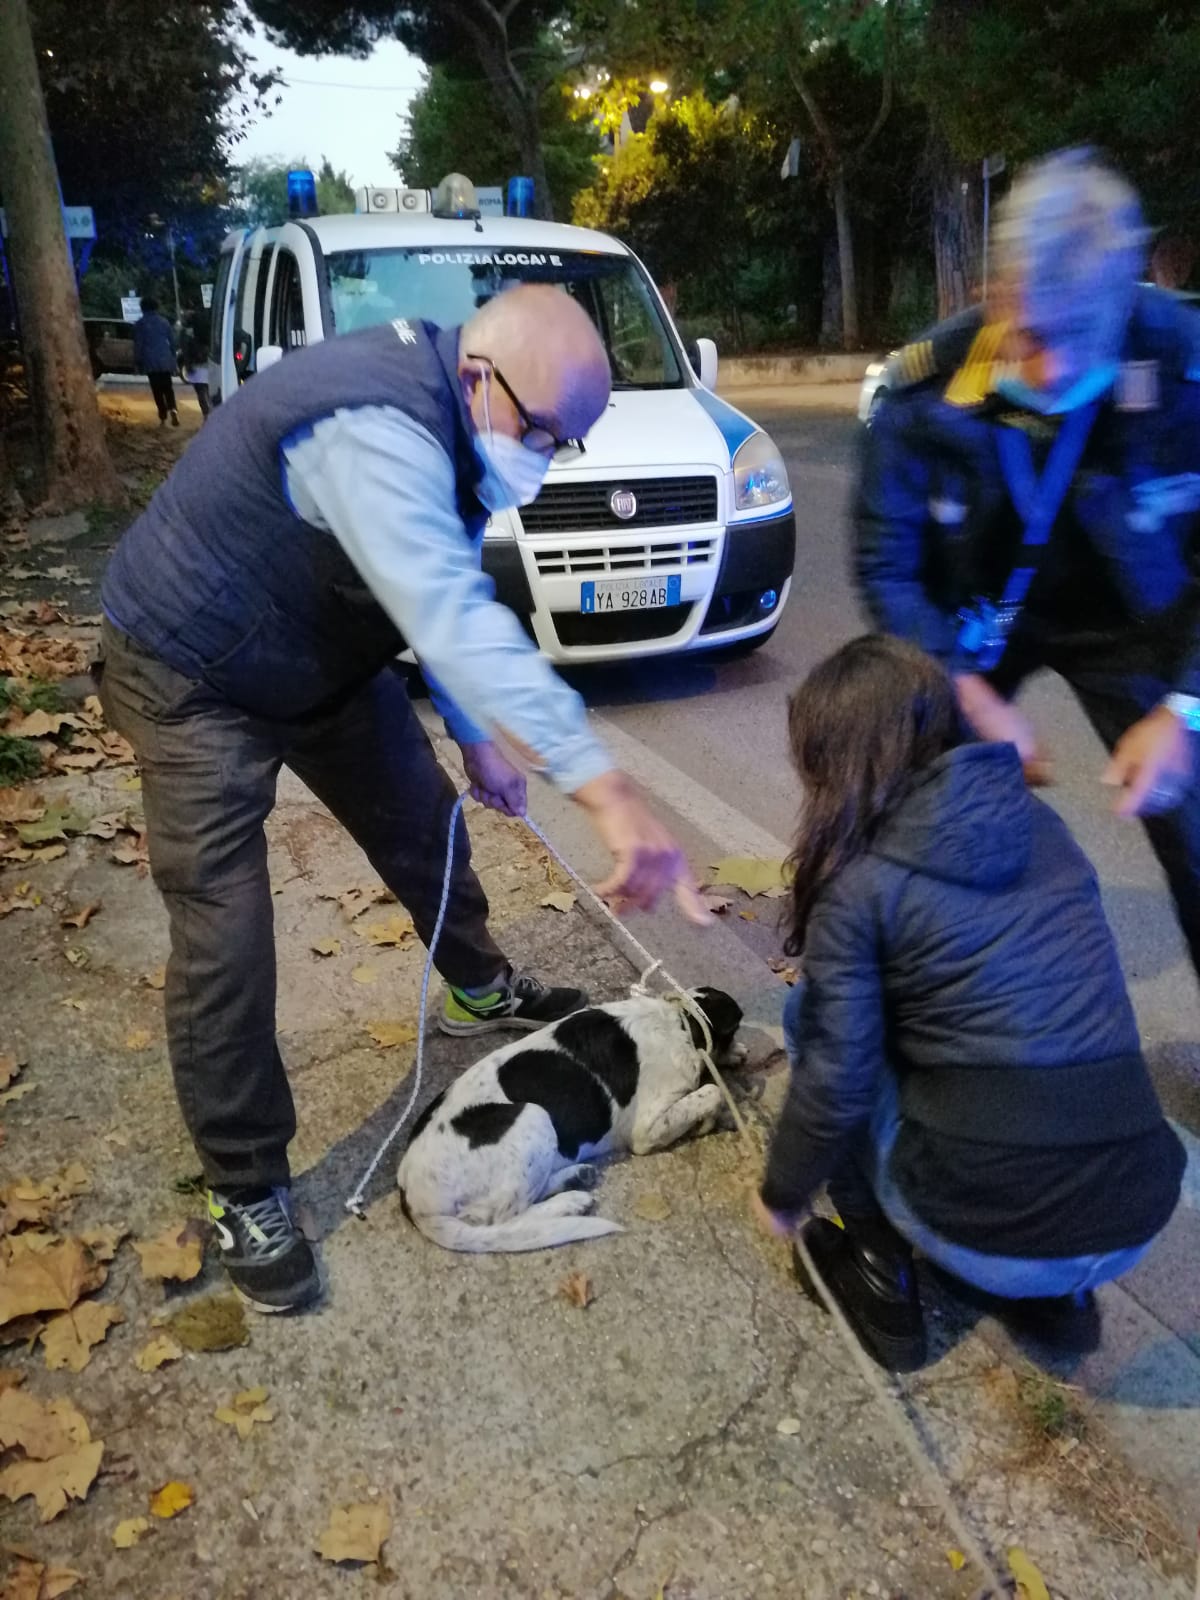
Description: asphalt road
535,401,1200,1143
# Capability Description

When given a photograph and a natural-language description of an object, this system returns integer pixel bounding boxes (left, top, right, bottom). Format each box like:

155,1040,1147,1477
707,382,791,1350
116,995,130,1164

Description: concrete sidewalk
1,729,1196,1599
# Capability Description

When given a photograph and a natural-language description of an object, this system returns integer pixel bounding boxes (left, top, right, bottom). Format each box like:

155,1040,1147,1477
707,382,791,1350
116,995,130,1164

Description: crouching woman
758,635,1184,1370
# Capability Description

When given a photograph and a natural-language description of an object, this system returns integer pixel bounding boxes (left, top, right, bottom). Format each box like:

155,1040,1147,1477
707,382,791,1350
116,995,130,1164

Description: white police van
208,175,795,663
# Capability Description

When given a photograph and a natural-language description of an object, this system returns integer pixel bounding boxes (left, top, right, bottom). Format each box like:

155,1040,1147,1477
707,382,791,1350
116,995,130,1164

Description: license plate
580,575,681,614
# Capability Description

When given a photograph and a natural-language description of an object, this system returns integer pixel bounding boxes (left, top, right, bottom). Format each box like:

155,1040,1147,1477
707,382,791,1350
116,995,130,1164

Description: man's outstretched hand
1104,705,1193,817
574,770,714,925
460,740,527,817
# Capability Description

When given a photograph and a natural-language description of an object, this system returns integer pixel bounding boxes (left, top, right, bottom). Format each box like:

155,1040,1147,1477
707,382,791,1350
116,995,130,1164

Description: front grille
519,476,719,533
553,605,694,648
533,537,717,579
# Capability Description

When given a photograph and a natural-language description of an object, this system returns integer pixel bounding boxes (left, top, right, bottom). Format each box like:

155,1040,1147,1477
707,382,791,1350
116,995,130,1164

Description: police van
208,174,795,664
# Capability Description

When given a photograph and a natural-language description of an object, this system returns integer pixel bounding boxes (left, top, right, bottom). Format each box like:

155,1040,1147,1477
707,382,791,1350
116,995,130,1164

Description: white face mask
473,368,551,510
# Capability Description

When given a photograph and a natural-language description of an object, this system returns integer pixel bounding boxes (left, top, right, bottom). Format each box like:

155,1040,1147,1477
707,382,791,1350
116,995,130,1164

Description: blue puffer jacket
762,741,1184,1257
855,288,1200,690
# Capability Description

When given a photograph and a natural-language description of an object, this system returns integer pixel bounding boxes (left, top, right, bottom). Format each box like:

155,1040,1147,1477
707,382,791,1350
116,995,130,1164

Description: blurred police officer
856,149,1200,983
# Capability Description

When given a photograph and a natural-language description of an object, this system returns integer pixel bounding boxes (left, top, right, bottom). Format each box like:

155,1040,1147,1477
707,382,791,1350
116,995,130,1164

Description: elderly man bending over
98,285,709,1312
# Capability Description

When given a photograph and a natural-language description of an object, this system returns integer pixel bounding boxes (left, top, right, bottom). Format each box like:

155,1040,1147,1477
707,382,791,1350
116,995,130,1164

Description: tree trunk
459,5,553,221
509,80,553,221
0,0,122,510
820,231,843,350
830,166,859,349
931,151,980,319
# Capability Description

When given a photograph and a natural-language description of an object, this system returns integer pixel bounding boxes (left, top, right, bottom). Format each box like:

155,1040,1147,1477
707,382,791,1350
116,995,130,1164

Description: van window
324,247,683,389
232,248,258,382
252,244,275,351
209,250,235,373
270,251,307,352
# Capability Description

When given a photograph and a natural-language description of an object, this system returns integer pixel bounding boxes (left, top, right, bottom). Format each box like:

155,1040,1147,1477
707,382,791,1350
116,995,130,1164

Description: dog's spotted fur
397,988,743,1252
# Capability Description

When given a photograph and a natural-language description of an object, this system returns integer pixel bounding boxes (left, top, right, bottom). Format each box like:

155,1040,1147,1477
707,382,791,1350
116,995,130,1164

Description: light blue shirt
282,404,613,794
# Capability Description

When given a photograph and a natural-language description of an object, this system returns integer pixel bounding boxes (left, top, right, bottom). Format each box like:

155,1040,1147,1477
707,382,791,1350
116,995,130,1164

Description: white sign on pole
121,295,143,324
475,187,503,217
0,205,96,241
200,282,214,309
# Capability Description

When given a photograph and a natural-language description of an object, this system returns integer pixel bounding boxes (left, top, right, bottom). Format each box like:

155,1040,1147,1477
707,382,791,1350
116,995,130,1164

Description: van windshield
323,246,685,390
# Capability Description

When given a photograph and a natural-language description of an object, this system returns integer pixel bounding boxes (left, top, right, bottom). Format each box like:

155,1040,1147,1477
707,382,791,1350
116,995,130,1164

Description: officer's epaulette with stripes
885,308,987,399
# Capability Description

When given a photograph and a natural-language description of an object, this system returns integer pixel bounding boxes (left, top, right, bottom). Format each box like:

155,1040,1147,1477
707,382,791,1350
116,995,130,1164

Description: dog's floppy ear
686,987,743,1051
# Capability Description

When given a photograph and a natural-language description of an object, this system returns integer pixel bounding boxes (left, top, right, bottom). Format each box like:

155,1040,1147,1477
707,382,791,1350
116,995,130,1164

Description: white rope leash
344,793,464,1218
342,791,1012,1596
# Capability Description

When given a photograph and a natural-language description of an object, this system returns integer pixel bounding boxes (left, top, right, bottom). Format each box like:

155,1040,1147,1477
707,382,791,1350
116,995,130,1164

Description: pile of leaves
0,678,132,792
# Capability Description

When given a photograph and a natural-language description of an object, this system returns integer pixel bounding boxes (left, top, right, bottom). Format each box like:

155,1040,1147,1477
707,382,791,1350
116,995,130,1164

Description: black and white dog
397,988,744,1253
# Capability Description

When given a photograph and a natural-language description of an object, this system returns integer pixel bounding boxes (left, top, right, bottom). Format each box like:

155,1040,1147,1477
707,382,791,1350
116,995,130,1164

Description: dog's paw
548,1190,596,1217
722,1041,749,1069
563,1163,601,1192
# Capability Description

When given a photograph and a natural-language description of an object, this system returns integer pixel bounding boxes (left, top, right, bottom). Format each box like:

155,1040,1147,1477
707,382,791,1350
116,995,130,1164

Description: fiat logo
610,488,638,520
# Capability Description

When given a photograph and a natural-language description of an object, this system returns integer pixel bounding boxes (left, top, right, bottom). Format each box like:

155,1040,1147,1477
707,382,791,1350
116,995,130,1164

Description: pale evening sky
231,27,425,189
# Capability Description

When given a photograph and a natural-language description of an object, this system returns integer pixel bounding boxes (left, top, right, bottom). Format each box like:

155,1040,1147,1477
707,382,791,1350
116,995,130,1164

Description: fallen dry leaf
314,1501,391,1564
0,1084,36,1108
123,1029,153,1052
0,1058,21,1091
631,1192,672,1223
213,1386,274,1440
0,1550,84,1597
310,938,341,958
0,789,45,826
366,1020,418,1049
0,1438,104,1522
15,804,88,845
0,1389,79,1459
133,1218,207,1283
52,750,105,773
322,883,394,922
134,1333,183,1373
109,834,148,868
946,1549,966,1571
557,1271,595,1309
1007,1548,1050,1600
58,902,100,930
77,1225,127,1262
40,1302,125,1372
63,947,87,968
0,1370,23,1395
540,889,576,914
0,1237,106,1325
5,711,84,740
706,856,789,898
25,846,66,864
359,914,415,948
113,1515,152,1549
119,775,141,792
82,813,125,840
351,965,378,986
737,910,757,923
766,957,800,986
775,1416,802,1436
0,1316,44,1349
141,965,166,991
156,1292,248,1352
149,1480,193,1519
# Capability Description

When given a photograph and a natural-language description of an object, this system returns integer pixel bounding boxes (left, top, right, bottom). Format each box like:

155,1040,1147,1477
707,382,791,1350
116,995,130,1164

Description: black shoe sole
793,1238,928,1373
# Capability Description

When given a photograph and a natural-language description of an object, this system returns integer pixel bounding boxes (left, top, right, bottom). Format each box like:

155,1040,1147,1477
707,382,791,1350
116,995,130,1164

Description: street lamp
649,78,669,94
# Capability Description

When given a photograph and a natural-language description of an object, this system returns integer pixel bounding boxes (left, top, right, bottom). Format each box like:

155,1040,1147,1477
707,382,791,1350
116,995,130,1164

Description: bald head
459,284,611,443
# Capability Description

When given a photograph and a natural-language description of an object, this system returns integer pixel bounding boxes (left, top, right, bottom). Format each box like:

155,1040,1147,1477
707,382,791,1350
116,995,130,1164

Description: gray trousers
98,619,507,1188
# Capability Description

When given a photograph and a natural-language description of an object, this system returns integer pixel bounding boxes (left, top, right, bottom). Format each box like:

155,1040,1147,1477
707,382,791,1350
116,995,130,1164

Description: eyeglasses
465,353,586,463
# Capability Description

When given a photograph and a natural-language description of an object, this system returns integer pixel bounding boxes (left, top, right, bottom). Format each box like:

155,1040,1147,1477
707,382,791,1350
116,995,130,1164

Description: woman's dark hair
140,296,158,313
784,635,964,953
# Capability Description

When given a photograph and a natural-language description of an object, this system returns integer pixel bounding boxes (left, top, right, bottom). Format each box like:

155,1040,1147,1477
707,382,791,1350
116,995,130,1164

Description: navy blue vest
102,320,487,717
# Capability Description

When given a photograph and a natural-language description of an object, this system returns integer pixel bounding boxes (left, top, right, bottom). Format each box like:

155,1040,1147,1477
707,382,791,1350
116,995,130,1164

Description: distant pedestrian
180,314,210,418
133,296,179,426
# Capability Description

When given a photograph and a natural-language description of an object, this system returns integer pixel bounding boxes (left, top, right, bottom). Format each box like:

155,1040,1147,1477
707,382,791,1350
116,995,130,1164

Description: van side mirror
694,337,718,390
256,344,284,373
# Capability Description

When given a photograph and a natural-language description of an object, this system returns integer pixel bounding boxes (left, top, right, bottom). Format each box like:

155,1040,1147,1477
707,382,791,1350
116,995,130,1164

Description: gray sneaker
207,1186,319,1313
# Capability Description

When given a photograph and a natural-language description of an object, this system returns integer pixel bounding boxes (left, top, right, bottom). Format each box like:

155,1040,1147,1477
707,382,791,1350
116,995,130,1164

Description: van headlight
733,432,790,512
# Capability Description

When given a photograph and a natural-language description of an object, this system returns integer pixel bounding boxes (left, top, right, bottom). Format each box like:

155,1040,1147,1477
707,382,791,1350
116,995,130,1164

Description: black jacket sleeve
853,397,960,661
760,873,888,1214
